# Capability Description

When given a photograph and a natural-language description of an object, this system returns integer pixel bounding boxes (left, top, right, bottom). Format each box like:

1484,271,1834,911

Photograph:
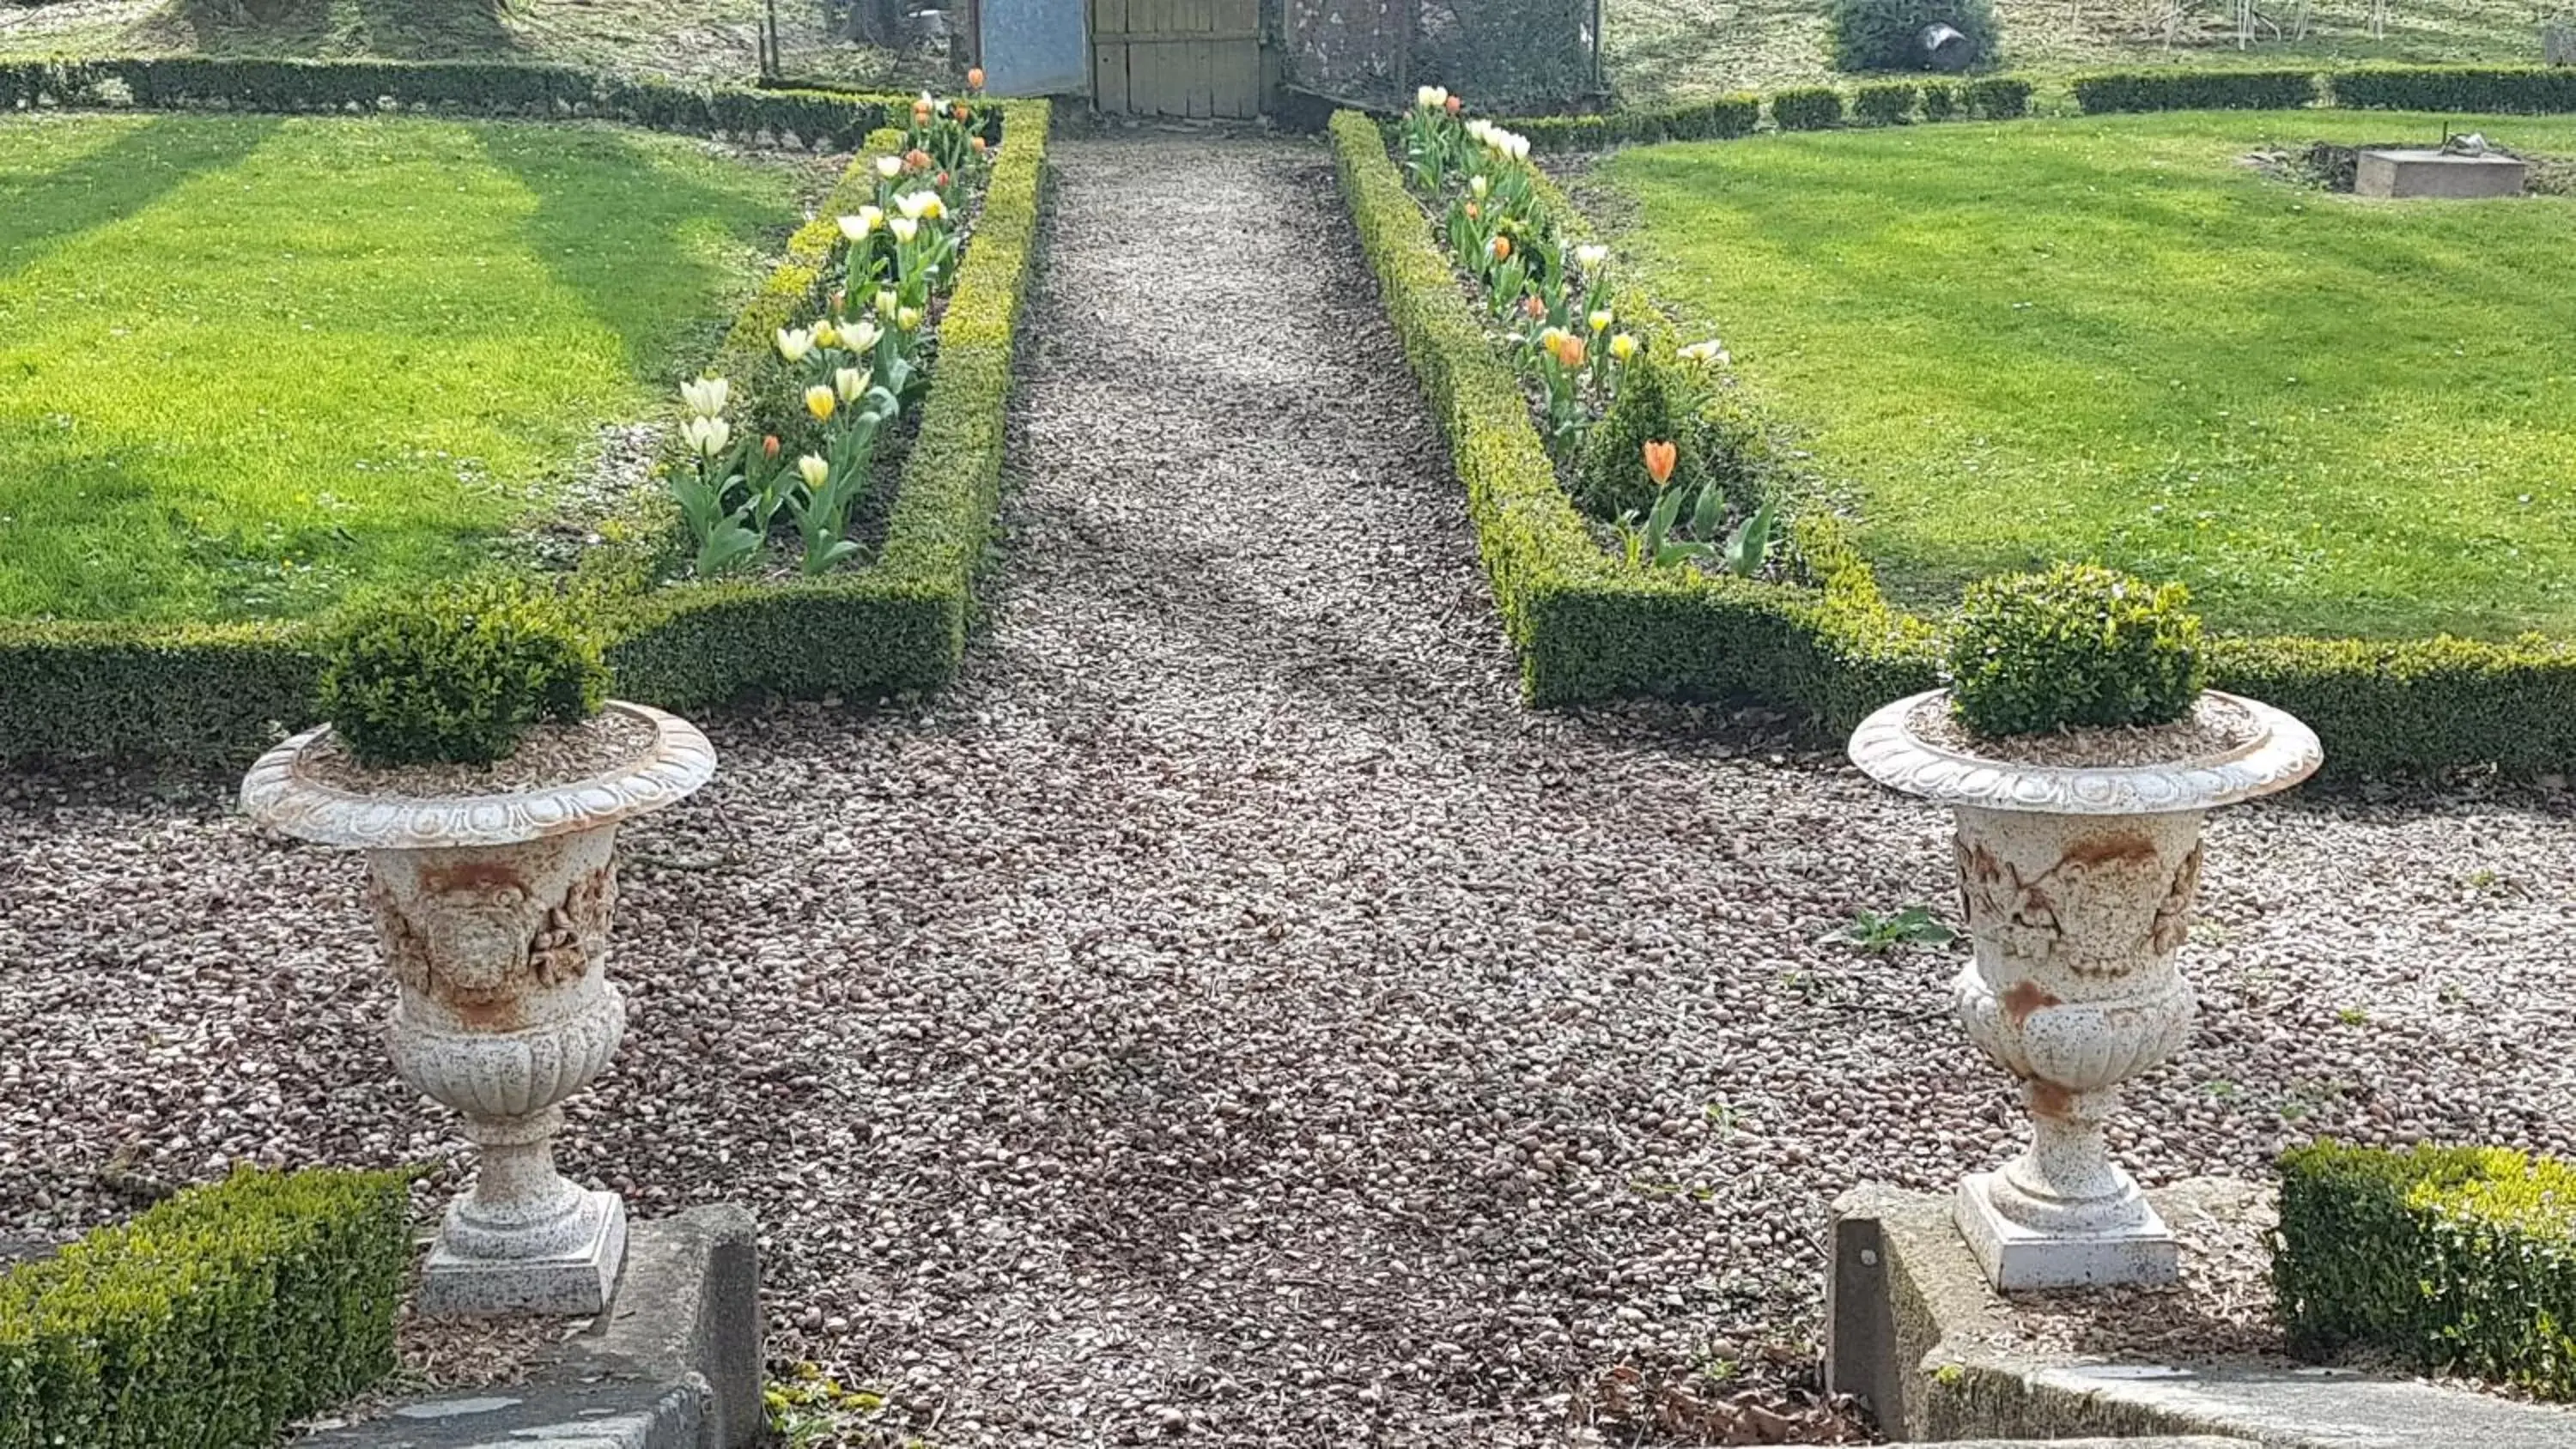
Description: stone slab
306,1205,762,1449
420,1190,627,1319
2355,149,2529,199
1958,1172,2179,1291
1827,1179,2576,1446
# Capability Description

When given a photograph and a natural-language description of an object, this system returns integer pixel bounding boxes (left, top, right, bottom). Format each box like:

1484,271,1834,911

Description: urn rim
1847,688,2322,815
238,700,716,850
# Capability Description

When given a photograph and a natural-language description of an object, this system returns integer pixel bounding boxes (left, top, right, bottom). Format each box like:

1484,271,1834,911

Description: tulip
1520,294,1546,319
913,95,933,119
937,170,952,189
875,288,899,318
890,216,921,245
1643,440,1677,487
1576,243,1609,270
1537,326,1569,356
896,189,945,221
799,453,830,490
813,319,840,349
1463,203,1480,221
805,385,835,421
1444,94,1463,116
1488,235,1511,263
896,306,924,331
1416,85,1449,110
1469,174,1490,199
762,433,781,459
971,136,987,154
1609,332,1639,362
952,102,970,121
842,320,883,354
681,414,731,458
834,366,866,402
967,66,985,89
1677,338,1730,367
905,148,933,172
830,288,847,312
1588,309,1613,333
838,209,883,239
876,155,903,179
679,376,729,417
775,326,814,361
1555,334,1588,368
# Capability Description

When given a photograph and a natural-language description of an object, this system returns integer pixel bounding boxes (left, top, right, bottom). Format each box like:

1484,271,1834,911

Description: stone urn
1849,689,2321,1290
240,701,715,1316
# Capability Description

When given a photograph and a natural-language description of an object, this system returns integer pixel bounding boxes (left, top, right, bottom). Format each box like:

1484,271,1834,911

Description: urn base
1955,1171,2178,1291
420,1187,629,1318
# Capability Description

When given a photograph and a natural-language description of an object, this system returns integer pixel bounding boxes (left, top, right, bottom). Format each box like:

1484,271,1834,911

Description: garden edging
1332,107,2576,778
0,75,1050,767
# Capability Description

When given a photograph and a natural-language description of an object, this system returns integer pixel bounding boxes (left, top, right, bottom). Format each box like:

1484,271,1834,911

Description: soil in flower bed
1909,694,2262,770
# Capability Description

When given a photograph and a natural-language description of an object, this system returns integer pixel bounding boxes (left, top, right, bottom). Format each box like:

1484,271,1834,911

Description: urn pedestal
241,702,716,1317
1849,690,2320,1291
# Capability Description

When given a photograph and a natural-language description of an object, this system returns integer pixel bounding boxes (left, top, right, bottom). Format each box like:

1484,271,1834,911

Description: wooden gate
1091,0,1263,118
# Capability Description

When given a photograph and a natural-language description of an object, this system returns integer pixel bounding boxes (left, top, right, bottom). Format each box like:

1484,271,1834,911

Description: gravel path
8,130,2576,1446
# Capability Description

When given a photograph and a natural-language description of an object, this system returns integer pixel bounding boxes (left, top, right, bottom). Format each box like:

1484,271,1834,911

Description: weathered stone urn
1849,689,2321,1290
240,702,715,1316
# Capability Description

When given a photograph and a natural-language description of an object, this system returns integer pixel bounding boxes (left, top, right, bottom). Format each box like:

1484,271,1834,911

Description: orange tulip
971,135,987,154
1444,94,1463,115
913,98,933,119
1555,335,1588,368
1643,440,1678,487
905,148,933,172
762,434,781,459
1463,202,1480,221
1489,235,1511,263
1520,294,1546,319
966,66,986,90
953,102,970,121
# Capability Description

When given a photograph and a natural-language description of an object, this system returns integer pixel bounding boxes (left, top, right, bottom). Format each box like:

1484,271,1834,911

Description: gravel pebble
5,130,2576,1446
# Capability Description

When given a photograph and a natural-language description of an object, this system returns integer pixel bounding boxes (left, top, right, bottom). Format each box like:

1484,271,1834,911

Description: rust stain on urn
453,995,526,1032
423,861,531,894
2060,832,2159,870
2002,980,2060,1024
2027,1081,2077,1119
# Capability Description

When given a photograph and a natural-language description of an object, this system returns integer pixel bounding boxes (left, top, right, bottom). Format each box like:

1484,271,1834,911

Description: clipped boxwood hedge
1511,93,1760,152
1331,106,2576,779
2330,64,2576,114
0,77,1048,767
2071,67,2319,113
0,1166,413,1447
0,55,902,148
1771,86,1847,130
2277,1141,2576,1399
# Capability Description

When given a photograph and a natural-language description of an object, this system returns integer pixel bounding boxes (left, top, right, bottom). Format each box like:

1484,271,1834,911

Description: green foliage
0,1166,413,1449
1948,563,2205,737
318,577,607,767
1771,86,1846,129
2276,1141,2576,1401
2070,68,2318,112
1576,361,1703,524
2330,64,2576,113
1509,94,1761,152
1921,80,1961,119
0,56,911,148
1842,906,1956,949
1854,80,1918,124
1827,0,2000,74
1961,75,2032,117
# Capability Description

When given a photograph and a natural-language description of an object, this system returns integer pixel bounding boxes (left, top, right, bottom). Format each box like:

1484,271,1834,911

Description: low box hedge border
2069,67,2320,113
2277,1141,2576,1400
1332,106,2576,779
2330,64,2576,114
0,1166,414,1447
0,56,904,149
0,74,1049,767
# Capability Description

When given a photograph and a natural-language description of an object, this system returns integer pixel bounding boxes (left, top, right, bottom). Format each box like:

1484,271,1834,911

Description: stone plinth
2354,149,2528,199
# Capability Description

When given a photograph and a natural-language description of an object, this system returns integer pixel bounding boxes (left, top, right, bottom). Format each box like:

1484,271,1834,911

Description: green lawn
0,112,796,621
1601,110,2576,640
1604,0,2557,103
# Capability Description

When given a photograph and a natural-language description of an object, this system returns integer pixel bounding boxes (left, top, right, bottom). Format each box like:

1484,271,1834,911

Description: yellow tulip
813,320,840,349
1588,309,1613,333
1609,332,1639,362
805,385,835,421
896,306,924,332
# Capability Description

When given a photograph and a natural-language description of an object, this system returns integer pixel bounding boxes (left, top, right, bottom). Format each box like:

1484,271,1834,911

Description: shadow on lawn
476,123,794,386
0,114,283,285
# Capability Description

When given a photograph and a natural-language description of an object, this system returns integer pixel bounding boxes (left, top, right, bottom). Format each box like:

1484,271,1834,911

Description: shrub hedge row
1511,93,1760,151
1332,106,2576,778
0,55,903,148
2330,64,2576,113
2070,67,2320,112
0,77,1048,767
0,1167,413,1447
2276,1142,2576,1400
1508,75,2036,151
1770,86,1847,130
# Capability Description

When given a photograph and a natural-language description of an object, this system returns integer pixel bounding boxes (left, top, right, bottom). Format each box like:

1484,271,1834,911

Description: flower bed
1333,101,2576,777
0,67,1049,767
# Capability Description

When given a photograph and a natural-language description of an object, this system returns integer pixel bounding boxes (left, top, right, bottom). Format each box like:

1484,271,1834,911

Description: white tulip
775,326,814,362
875,155,903,179
889,216,920,244
1576,243,1609,270
798,453,829,490
681,414,731,458
834,366,866,402
679,376,729,416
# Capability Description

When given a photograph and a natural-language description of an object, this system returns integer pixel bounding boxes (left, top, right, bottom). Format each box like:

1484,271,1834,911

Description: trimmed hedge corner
2277,1141,2576,1400
0,80,1047,767
1332,104,2576,778
0,1166,413,1447
2071,67,2318,113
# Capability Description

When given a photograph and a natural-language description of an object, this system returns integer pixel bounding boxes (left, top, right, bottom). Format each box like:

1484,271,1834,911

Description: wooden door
1091,0,1263,118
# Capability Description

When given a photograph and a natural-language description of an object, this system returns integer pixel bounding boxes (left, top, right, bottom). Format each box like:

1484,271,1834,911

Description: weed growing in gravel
1838,906,1956,951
